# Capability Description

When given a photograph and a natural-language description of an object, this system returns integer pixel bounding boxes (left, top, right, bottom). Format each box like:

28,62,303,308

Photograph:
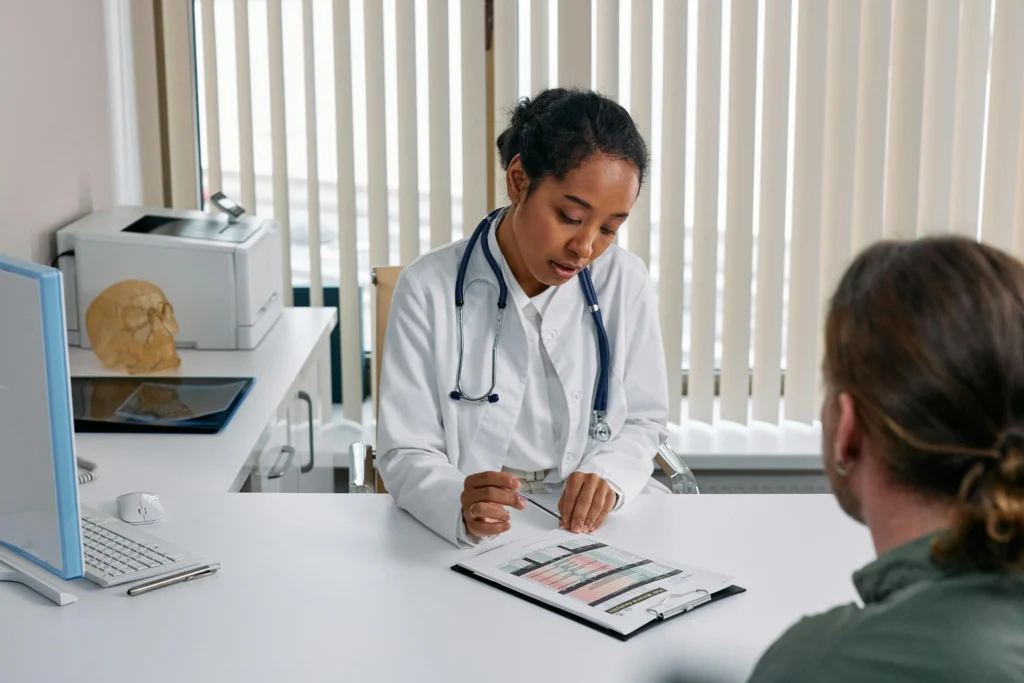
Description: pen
126,562,221,596
517,492,561,522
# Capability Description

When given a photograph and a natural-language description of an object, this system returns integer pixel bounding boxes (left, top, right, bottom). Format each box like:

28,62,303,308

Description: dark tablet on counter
70,376,254,434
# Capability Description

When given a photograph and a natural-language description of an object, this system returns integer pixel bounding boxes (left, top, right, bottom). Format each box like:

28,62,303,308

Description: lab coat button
571,391,581,402
546,330,558,341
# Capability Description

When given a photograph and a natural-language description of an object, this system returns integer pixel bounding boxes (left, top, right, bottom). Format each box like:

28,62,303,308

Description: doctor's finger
587,489,615,532
569,478,601,533
466,471,521,491
559,476,585,528
468,501,511,522
467,486,525,509
592,490,616,530
467,518,511,537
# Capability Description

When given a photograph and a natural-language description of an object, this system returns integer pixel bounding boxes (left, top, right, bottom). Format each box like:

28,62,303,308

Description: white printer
55,202,284,350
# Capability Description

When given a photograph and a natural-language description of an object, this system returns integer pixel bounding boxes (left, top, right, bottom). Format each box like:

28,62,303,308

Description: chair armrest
655,443,700,494
348,441,376,493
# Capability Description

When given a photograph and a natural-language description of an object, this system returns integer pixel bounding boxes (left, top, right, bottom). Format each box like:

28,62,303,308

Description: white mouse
116,492,165,525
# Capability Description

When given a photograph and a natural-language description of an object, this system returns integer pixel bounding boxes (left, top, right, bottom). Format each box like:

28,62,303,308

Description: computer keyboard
80,505,201,588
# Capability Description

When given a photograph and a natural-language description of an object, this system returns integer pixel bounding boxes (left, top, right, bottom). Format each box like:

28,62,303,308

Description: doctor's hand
559,473,616,534
461,472,526,538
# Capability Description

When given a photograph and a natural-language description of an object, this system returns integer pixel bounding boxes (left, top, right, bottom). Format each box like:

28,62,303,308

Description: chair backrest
370,265,404,493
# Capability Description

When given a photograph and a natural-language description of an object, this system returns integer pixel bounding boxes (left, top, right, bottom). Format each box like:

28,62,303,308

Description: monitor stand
0,545,77,606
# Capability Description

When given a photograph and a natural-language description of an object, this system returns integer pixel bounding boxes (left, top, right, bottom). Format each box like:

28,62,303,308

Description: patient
748,236,1024,683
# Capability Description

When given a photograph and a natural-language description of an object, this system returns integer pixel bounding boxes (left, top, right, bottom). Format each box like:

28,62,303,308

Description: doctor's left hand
558,473,616,535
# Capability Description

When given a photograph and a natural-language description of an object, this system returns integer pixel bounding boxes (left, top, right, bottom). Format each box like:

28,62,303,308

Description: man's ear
505,155,530,204
836,392,863,468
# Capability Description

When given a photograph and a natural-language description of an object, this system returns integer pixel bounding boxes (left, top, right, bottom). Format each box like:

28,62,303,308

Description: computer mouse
116,492,164,525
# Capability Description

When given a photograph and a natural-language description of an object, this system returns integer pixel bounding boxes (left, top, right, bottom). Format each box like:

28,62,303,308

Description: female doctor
376,88,669,547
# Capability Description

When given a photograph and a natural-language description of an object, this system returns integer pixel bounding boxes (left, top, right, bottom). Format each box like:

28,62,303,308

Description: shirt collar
490,211,559,315
852,532,970,604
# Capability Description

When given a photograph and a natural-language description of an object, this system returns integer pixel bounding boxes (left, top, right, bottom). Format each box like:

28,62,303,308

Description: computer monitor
0,254,83,604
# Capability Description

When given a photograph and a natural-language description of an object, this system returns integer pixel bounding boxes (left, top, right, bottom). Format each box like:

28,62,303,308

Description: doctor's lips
550,260,583,279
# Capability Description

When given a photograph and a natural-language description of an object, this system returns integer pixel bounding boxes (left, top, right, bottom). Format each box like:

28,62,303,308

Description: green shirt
747,533,1024,683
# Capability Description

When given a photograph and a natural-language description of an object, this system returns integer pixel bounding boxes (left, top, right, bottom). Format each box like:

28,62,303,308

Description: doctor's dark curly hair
496,88,649,198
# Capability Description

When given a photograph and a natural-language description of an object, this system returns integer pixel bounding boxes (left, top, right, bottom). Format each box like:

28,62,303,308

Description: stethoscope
449,207,612,443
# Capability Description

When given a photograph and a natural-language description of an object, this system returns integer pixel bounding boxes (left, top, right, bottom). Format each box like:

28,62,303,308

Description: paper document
456,530,735,637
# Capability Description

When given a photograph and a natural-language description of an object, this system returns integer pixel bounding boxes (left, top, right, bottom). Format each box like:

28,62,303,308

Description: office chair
348,266,699,496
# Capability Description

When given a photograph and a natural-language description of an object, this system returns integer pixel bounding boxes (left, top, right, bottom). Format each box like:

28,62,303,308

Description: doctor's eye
558,210,583,225
600,226,616,236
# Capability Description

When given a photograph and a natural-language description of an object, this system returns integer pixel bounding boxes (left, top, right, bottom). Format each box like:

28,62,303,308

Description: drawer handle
297,391,315,474
267,445,295,479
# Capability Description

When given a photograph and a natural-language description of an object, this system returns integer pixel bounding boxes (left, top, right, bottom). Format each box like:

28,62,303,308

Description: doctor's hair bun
496,88,648,195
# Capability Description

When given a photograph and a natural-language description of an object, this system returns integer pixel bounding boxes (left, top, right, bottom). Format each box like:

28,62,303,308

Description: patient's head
822,236,1024,570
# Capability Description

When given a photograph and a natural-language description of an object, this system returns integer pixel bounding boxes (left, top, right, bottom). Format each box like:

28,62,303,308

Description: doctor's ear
505,155,531,205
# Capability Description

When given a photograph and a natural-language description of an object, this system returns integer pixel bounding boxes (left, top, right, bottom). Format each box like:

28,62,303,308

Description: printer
55,203,284,350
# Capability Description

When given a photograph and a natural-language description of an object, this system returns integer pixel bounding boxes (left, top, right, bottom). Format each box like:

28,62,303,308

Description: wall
0,0,114,265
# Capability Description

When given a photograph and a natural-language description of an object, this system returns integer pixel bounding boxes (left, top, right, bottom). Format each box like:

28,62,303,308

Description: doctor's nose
567,235,595,262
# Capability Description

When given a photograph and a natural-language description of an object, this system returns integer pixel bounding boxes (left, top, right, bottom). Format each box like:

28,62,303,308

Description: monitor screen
0,256,83,580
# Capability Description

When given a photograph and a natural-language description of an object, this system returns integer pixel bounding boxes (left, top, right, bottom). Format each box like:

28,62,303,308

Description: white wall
0,0,114,265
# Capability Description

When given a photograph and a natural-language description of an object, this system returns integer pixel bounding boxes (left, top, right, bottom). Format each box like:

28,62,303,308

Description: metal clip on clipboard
646,589,712,620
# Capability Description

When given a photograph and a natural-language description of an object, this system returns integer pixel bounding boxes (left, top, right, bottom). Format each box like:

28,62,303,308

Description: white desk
0,494,874,683
69,308,337,501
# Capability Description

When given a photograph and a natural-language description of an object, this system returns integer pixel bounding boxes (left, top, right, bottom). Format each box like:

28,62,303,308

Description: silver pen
126,562,221,596
517,492,561,522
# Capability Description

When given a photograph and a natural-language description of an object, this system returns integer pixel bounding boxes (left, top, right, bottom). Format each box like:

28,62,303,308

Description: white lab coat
376,212,669,546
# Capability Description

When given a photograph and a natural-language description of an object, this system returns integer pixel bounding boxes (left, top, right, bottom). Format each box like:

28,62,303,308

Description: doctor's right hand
461,472,526,538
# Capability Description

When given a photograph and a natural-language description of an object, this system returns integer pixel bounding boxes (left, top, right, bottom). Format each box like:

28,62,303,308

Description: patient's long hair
824,236,1024,571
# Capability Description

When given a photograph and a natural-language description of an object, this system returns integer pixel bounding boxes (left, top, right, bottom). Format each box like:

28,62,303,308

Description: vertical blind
191,0,1024,428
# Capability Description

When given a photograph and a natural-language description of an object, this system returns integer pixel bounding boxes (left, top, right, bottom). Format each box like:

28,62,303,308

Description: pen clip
646,589,711,619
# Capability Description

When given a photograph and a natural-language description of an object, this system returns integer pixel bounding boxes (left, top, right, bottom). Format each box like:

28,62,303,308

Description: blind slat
719,0,758,424
302,0,323,307
628,0,653,265
397,0,420,265
1013,101,1024,256
658,0,688,425
817,0,861,333
949,0,992,237
916,0,959,235
333,0,363,424
595,0,619,98
558,0,591,88
783,0,828,424
365,0,389,267
531,0,549,92
493,0,519,206
980,0,1024,252
882,0,927,239
850,0,891,253
751,0,793,424
267,0,293,305
428,0,452,247
462,0,487,231
200,0,222,198
233,0,256,212
688,0,722,424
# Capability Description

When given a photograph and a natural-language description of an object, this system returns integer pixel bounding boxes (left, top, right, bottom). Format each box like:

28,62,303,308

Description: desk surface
1,494,874,683
69,308,336,500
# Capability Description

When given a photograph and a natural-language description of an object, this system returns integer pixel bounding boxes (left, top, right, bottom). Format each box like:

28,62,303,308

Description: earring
834,450,850,477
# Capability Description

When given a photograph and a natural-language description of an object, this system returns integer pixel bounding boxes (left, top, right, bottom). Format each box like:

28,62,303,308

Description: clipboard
452,564,746,641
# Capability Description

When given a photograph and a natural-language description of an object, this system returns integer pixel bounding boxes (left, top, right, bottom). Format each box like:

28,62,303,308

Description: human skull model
85,280,182,374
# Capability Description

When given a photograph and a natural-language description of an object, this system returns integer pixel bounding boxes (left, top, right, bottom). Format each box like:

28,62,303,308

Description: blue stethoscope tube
450,208,612,443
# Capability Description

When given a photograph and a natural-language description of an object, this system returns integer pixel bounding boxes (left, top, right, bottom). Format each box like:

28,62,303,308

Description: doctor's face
503,153,641,293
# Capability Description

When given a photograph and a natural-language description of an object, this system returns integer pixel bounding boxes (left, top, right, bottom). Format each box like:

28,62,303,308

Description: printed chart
499,537,687,613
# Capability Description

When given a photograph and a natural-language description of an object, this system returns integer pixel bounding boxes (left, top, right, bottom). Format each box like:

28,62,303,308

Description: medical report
455,530,736,637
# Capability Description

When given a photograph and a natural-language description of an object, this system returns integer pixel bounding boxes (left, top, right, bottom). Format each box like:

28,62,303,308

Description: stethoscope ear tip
487,394,500,403
449,391,463,401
